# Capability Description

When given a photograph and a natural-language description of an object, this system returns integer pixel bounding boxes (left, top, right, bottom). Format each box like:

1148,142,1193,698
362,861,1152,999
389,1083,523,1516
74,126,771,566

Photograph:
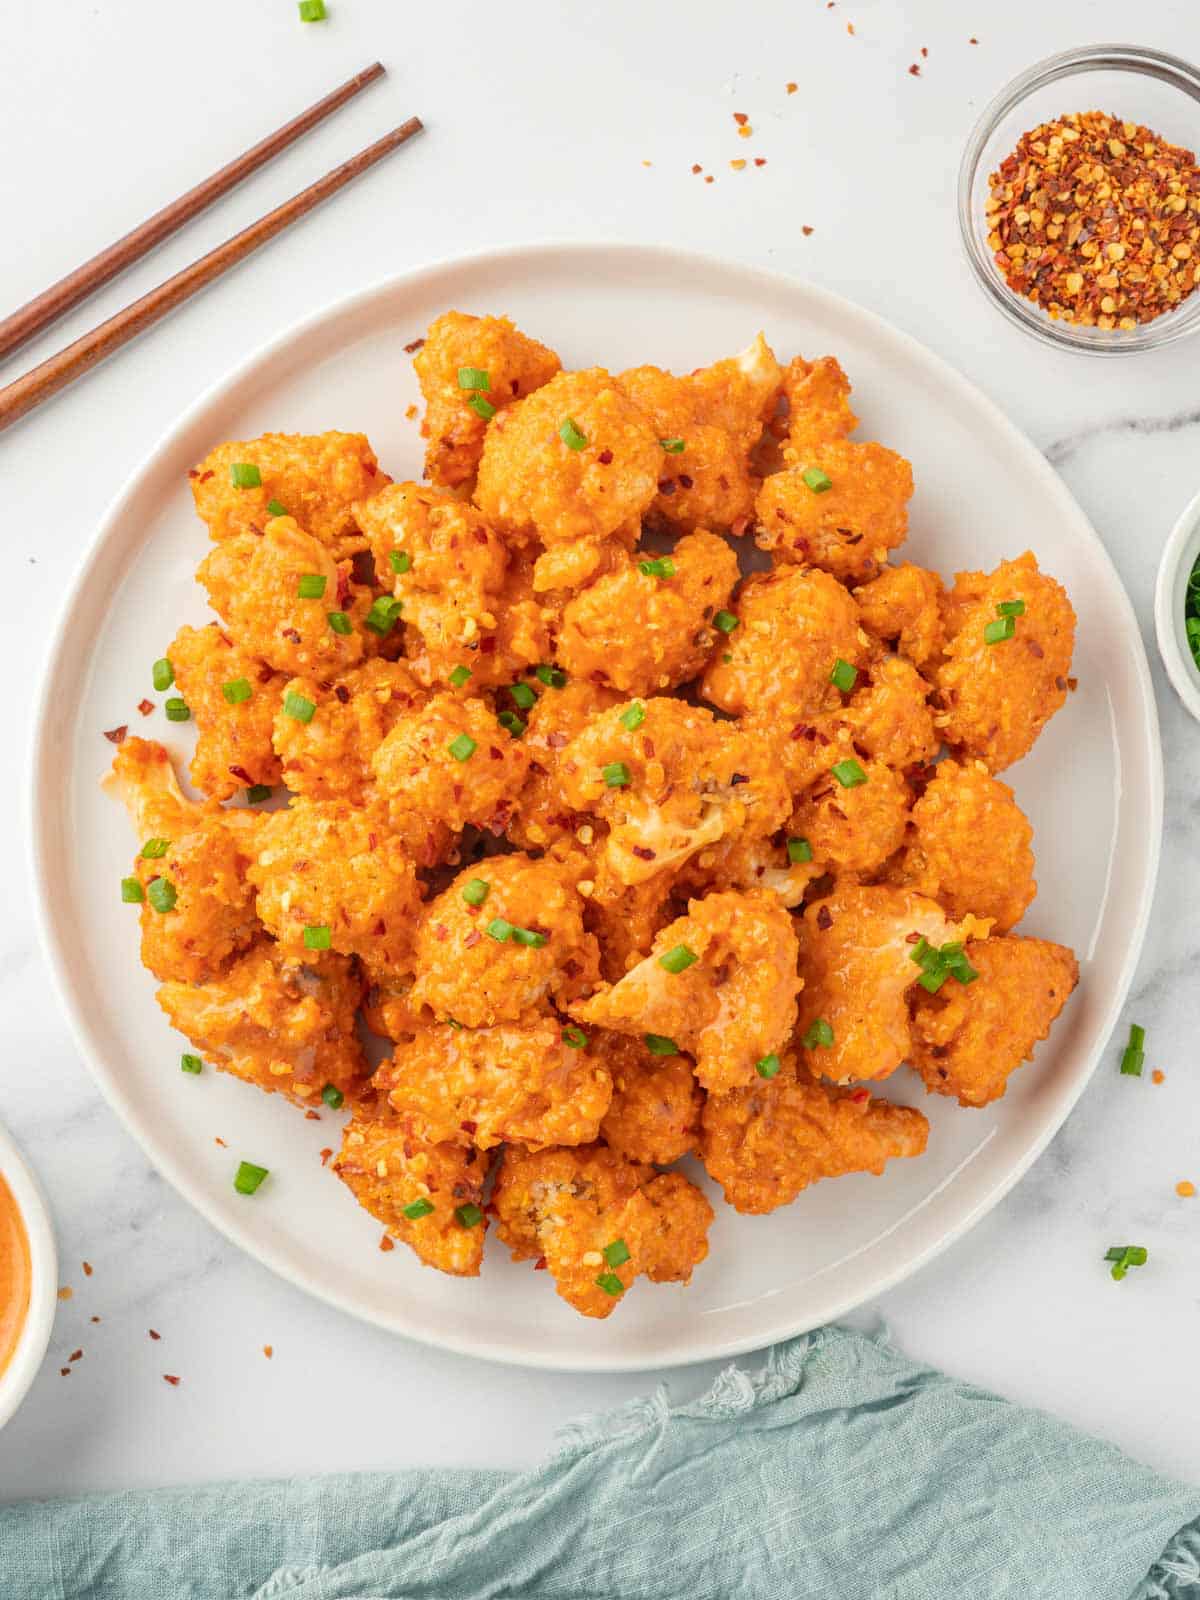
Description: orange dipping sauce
0,1172,31,1378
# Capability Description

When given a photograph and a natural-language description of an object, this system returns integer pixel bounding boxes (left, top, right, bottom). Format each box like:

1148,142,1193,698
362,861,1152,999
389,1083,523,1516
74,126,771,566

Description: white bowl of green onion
1155,489,1200,725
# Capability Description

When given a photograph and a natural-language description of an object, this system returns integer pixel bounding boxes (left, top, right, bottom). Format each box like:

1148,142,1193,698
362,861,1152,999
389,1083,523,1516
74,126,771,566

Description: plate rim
26,240,1164,1372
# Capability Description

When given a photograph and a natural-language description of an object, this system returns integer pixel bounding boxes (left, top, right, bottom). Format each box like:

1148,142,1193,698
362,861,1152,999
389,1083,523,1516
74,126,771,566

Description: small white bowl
0,1122,57,1431
1155,489,1200,724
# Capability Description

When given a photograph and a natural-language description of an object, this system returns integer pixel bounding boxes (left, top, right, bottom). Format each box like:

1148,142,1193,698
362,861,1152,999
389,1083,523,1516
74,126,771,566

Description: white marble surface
2,0,1199,1502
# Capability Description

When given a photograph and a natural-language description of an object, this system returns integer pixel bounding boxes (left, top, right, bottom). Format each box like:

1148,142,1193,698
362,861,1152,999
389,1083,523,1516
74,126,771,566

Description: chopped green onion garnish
802,466,832,493
448,733,477,761
121,876,144,903
298,0,326,15
449,665,472,687
326,610,352,635
909,936,978,992
141,837,170,859
455,1203,484,1228
562,1025,588,1049
180,1054,203,1074
644,1034,679,1056
602,761,631,787
457,367,490,390
658,943,698,974
619,702,645,730
829,658,858,693
297,574,326,599
639,558,677,579
234,1161,269,1195
756,1053,782,1079
230,463,262,488
365,596,403,636
801,1018,834,1049
446,1017,463,1030
536,664,567,688
787,837,813,864
595,1272,624,1297
246,784,273,804
512,926,548,948
996,599,1026,618
152,658,174,691
603,1238,631,1267
1105,1244,1148,1281
1119,1022,1145,1077
497,710,526,737
714,610,739,634
146,877,177,914
222,677,253,704
509,681,536,710
559,417,587,450
388,549,412,574
283,691,316,723
984,616,1015,645
402,1197,434,1220
660,438,686,453
831,758,867,788
164,697,191,722
303,924,332,951
266,499,288,517
486,917,514,942
467,394,497,420
462,879,490,907
321,1083,345,1109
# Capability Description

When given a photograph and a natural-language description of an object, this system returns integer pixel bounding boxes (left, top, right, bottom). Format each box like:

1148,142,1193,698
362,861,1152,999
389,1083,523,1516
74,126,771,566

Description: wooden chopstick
0,62,386,366
0,117,423,435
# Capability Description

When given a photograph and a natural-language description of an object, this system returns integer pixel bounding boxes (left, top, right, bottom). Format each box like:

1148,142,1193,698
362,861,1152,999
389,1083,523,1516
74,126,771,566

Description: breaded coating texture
249,799,423,975
382,1021,612,1152
853,563,947,670
197,517,363,678
796,884,979,1084
410,854,599,1028
701,565,869,722
583,871,680,982
836,655,940,773
687,333,783,444
598,1033,703,1165
190,431,386,558
558,698,790,888
167,624,285,800
413,311,561,489
158,939,366,1107
333,1096,488,1275
507,678,621,853
789,759,911,881
571,889,801,1094
910,936,1078,1106
556,530,739,695
781,355,858,461
935,552,1076,772
701,1065,929,1214
493,1144,712,1318
371,691,530,836
889,758,1036,932
755,440,913,583
272,659,426,809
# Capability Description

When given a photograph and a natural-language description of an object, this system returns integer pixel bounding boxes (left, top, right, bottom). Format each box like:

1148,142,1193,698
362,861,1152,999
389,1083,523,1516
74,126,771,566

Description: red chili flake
920,45,928,57
363,462,377,477
58,1286,73,1301
403,337,425,353
137,698,154,717
163,1374,181,1387
69,1348,83,1362
60,1367,70,1377
905,931,922,943
678,473,694,489
1067,677,1078,692
908,63,921,76
534,1256,548,1271
228,764,254,785
657,479,677,496
691,163,702,174
263,1345,274,1359
598,449,614,465
405,404,418,421
149,1329,161,1340
816,906,833,930
319,1147,333,1166
214,1137,227,1148
282,627,301,644
631,845,656,861
334,684,350,703
850,1088,870,1103
187,468,199,479
479,635,497,656
90,1316,101,1324
802,225,814,236
82,1261,93,1277
379,1234,395,1252
464,929,482,948
754,158,767,167
786,82,798,94
461,1120,478,1135
704,175,714,184
969,37,978,44
304,1109,320,1120
103,725,128,744
733,112,748,126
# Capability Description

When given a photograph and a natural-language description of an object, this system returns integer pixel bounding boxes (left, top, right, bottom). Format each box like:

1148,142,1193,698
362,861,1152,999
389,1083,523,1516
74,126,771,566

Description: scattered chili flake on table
69,1349,83,1363
379,1233,395,1252
908,64,922,77
704,175,715,184
1177,1181,1196,1198
786,81,798,94
214,1136,228,1148
60,1367,70,1377
90,1316,101,1324
802,225,815,236
137,699,154,717
987,110,1200,328
263,1344,274,1359
102,726,127,745
969,37,979,45
57,1286,73,1301
1152,1069,1165,1085
162,1374,181,1387
148,1329,161,1341
403,337,425,354
319,1146,334,1166
81,1261,93,1276
691,163,702,174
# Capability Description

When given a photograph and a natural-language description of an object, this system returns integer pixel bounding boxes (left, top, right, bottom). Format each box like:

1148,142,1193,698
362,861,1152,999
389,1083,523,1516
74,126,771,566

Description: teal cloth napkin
4,1325,1199,1599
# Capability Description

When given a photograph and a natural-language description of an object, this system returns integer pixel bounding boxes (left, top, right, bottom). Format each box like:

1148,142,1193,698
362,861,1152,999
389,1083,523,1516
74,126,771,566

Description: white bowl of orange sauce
0,1122,56,1430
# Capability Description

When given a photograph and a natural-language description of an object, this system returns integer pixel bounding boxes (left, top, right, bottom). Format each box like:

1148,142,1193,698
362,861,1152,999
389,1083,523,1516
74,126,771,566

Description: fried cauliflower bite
556,530,739,695
788,759,911,881
473,368,660,561
598,1032,703,1165
332,1095,488,1275
371,691,530,838
409,854,600,1028
106,738,260,984
157,939,367,1107
835,654,940,773
700,565,870,723
888,759,1035,932
935,552,1076,772
571,889,801,1095
687,333,783,445
676,829,821,909
558,699,790,888
910,935,1078,1107
381,1020,613,1152
189,432,385,558
197,517,363,679
583,870,680,982
506,678,622,852
780,355,859,461
701,1062,929,1214
248,799,423,975
853,562,947,670
413,311,561,489
755,440,914,584
271,658,426,809
493,1144,712,1319
166,623,285,800
795,884,986,1084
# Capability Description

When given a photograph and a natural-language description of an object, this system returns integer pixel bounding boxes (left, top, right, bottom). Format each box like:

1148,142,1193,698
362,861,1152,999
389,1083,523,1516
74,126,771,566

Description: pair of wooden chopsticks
0,63,422,434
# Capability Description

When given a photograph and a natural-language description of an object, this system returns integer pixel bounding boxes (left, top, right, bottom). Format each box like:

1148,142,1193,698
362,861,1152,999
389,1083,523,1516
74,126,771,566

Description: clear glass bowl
958,43,1200,354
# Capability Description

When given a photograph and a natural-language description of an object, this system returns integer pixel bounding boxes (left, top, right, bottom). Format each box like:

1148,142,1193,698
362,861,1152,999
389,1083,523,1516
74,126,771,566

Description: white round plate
30,244,1161,1372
